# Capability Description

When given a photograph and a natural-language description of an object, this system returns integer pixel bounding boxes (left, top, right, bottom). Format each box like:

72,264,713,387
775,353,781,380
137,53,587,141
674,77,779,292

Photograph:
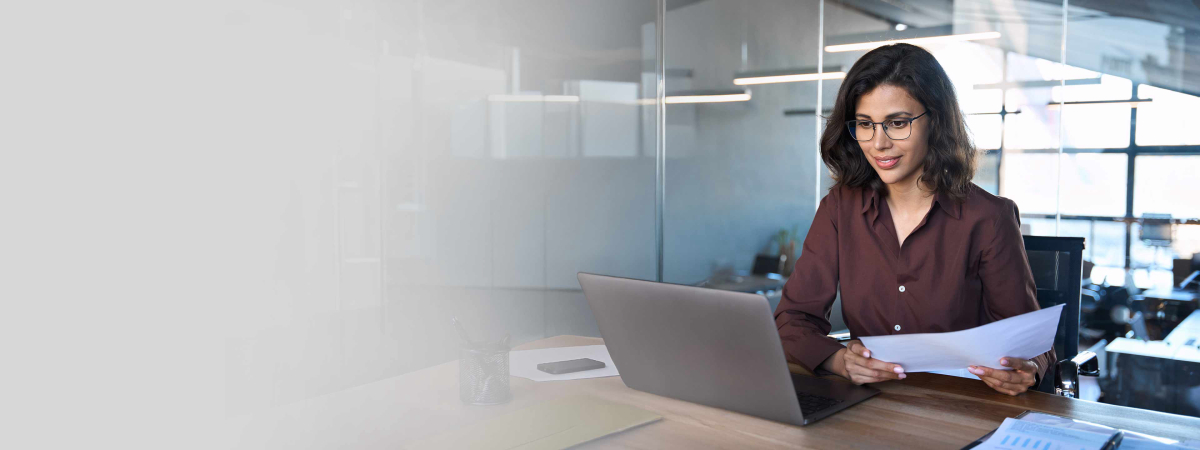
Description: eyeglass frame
845,110,929,141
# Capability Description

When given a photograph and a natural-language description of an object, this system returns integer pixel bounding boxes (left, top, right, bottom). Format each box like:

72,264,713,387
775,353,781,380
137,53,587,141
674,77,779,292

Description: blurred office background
11,0,1195,441
205,0,1200,420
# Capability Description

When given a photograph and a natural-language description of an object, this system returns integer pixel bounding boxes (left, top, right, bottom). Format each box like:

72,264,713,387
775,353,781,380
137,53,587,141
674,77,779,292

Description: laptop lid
577,272,805,425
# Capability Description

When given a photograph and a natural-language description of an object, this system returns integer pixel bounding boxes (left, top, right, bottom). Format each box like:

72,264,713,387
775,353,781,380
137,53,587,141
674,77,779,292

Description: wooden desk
224,335,1200,449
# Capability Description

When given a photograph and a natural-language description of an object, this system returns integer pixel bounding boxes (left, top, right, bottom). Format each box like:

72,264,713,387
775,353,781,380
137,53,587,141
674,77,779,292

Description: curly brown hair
820,43,977,201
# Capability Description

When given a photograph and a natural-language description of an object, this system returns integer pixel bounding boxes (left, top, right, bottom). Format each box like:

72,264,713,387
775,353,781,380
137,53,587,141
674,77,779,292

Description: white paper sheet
975,417,1114,450
1013,412,1200,450
859,304,1063,372
509,345,620,382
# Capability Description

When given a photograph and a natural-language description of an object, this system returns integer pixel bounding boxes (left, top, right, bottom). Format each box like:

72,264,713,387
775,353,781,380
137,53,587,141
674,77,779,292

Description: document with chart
859,304,1063,372
974,418,1115,450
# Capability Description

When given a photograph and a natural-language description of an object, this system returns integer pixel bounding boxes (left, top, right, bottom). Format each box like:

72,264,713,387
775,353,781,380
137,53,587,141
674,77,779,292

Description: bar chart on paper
975,418,1114,450
987,434,1058,450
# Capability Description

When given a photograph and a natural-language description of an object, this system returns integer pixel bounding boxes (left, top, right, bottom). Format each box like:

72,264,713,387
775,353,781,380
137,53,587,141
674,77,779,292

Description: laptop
577,272,879,426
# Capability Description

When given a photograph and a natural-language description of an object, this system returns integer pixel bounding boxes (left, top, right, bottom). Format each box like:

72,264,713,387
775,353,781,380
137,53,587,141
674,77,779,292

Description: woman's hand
969,357,1039,396
830,340,906,385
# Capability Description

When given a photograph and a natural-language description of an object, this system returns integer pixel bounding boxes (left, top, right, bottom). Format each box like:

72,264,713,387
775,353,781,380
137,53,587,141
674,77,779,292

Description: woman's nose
871,125,892,150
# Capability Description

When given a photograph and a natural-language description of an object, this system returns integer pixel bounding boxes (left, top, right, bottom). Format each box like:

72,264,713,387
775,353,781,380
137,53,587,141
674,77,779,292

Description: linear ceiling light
825,31,1000,52
734,67,846,85
824,26,1001,53
974,78,1101,90
1046,99,1153,108
663,89,751,104
487,94,580,102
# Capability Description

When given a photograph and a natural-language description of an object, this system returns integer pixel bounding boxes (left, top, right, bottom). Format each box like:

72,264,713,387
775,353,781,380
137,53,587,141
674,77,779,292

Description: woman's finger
862,356,904,376
974,368,1032,395
976,375,1020,395
999,357,1038,374
970,365,1017,383
850,363,903,383
847,364,881,380
846,341,871,358
977,365,1035,387
847,365,889,383
846,355,902,380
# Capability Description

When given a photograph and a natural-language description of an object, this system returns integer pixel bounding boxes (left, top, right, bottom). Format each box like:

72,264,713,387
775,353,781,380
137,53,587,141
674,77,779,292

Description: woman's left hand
968,357,1039,396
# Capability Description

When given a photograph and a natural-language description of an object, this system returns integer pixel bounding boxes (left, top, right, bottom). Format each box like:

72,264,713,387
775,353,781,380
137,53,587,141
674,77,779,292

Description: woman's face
853,84,929,189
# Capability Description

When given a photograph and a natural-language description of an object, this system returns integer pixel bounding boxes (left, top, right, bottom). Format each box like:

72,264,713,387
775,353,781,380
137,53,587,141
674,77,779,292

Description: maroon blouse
773,183,1054,381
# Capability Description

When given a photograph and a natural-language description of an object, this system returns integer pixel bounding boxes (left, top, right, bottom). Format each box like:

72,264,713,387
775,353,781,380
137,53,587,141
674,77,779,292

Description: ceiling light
825,31,1000,52
825,25,1000,53
1046,99,1153,108
664,89,751,104
734,66,846,85
973,78,1102,90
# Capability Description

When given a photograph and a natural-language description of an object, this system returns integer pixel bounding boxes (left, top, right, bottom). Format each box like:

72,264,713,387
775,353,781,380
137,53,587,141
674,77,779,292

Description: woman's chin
875,173,902,185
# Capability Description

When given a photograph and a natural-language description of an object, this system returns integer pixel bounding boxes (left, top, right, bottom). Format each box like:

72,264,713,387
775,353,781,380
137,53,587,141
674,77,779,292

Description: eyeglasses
845,111,928,141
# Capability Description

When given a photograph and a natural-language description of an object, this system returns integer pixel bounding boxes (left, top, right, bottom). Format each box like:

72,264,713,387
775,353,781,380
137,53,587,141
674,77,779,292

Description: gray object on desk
578,272,879,426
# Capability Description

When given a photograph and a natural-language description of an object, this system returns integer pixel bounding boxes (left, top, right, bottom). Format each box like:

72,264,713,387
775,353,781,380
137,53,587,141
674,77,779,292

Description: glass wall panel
223,0,661,423
662,0,822,285
1064,0,1200,296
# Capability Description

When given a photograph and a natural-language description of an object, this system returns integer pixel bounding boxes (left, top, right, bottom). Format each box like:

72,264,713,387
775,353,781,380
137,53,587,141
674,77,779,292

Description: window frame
988,60,1200,269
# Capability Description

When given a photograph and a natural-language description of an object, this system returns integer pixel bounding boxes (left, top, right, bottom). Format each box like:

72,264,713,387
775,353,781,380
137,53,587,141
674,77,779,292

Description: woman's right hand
835,340,906,384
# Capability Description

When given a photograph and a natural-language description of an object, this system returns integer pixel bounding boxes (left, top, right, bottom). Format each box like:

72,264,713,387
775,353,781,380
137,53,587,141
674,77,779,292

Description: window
1003,112,1059,150
1135,84,1200,146
1060,103,1130,149
973,150,1000,195
1134,155,1200,219
1002,153,1126,216
934,42,1004,114
966,114,1001,150
1054,74,1133,103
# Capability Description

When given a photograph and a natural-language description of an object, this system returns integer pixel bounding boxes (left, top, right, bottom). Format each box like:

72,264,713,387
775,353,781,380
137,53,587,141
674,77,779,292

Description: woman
774,43,1054,396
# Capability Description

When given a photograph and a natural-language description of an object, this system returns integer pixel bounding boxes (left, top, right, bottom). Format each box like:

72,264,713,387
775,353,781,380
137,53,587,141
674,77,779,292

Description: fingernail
1000,359,1009,366
899,373,906,379
863,351,870,358
969,367,982,374
893,366,904,374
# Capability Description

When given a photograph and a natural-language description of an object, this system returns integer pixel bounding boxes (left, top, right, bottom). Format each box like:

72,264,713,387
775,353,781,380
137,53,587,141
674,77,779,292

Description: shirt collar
860,187,962,220
935,190,962,220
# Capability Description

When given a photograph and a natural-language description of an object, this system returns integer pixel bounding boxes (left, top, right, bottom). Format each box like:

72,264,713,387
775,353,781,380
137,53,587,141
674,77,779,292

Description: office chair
1022,235,1099,398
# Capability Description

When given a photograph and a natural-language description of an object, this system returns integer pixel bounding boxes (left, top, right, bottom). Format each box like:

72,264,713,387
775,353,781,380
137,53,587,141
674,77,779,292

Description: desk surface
225,335,1200,449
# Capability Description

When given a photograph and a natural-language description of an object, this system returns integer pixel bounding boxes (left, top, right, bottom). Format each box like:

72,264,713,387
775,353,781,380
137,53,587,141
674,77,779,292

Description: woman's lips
875,155,901,169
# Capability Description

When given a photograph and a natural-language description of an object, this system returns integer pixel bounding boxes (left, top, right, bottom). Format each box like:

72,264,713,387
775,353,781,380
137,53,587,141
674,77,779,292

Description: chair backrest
1022,236,1085,392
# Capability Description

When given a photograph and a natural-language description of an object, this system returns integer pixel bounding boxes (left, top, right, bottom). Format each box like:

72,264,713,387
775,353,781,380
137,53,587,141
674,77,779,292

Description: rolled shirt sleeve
978,199,1056,383
774,190,845,372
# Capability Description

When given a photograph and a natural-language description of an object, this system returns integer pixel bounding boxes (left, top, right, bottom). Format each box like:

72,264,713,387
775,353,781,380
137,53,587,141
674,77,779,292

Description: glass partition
661,1,822,293
224,0,660,418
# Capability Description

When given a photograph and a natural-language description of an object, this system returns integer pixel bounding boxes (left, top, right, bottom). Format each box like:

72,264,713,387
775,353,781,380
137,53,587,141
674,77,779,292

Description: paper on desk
1015,412,1200,450
974,417,1114,450
859,304,1062,372
509,345,619,382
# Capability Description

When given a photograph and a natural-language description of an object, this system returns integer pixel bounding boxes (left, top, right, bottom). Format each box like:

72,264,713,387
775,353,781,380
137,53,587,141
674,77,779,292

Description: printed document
859,304,1063,372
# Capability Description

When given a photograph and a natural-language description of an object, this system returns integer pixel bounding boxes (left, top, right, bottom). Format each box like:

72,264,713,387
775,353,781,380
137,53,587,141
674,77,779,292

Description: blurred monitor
1139,213,1173,245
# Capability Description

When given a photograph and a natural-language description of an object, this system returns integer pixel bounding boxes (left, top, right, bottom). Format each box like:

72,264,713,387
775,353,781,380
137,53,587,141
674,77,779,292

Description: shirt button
895,324,902,331
898,285,906,293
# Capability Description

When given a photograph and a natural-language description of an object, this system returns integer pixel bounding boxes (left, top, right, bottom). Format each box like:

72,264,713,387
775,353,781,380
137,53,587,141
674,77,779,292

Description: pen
1099,430,1124,450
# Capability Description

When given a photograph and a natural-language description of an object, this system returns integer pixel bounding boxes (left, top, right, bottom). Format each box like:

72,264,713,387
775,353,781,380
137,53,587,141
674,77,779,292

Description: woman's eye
857,121,873,128
889,120,909,128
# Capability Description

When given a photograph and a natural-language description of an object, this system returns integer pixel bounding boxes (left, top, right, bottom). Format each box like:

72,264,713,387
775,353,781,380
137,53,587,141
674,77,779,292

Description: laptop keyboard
796,392,841,416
